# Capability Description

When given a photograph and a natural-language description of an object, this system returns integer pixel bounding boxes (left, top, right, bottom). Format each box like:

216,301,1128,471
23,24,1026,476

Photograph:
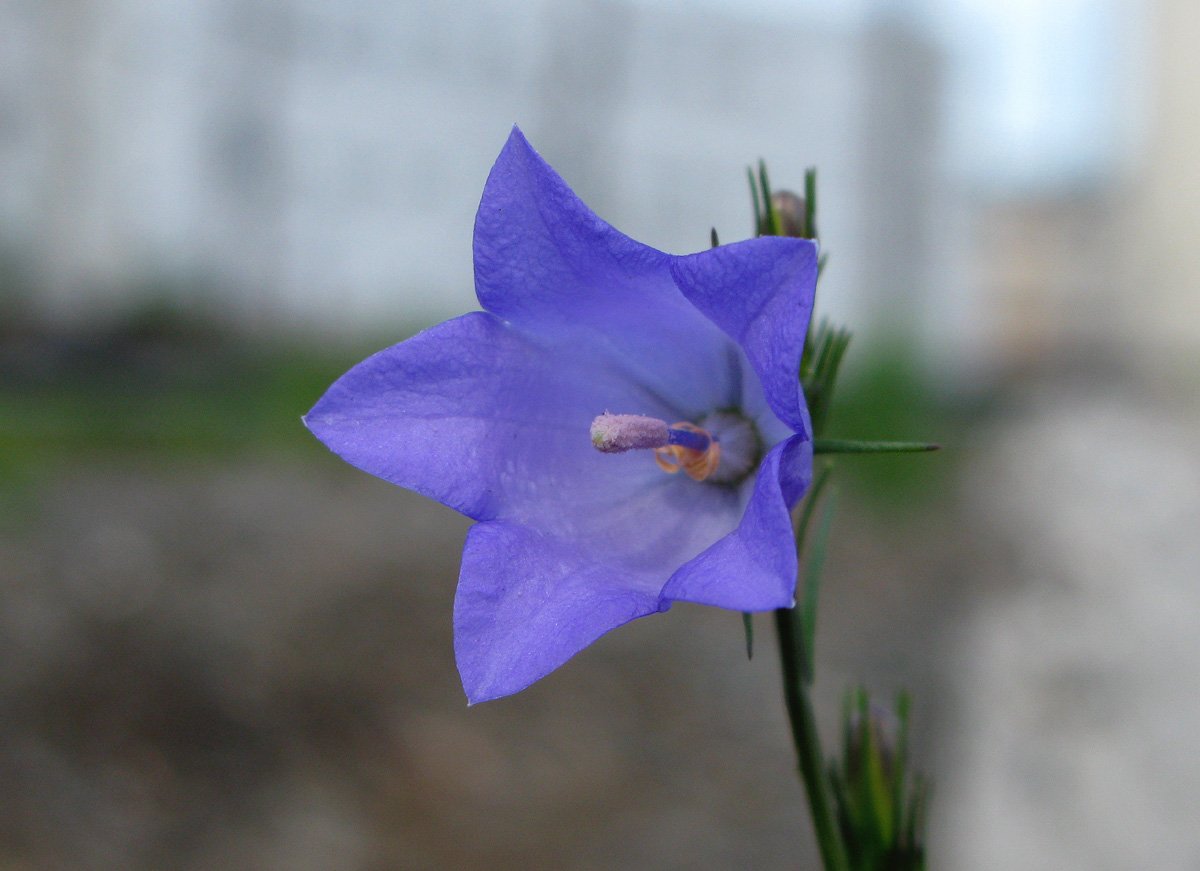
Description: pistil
590,413,721,481
590,409,763,485
589,413,712,452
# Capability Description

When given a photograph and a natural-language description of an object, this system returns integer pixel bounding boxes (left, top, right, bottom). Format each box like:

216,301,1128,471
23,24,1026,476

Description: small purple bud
771,190,808,238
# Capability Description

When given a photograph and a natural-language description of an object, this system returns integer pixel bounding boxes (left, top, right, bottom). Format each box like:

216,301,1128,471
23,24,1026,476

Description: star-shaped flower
305,128,818,703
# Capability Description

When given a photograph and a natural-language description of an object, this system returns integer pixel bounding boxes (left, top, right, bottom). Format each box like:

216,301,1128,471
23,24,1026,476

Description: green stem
775,608,850,871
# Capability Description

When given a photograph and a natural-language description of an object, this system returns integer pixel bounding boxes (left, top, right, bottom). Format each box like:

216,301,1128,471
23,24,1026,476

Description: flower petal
670,237,818,432
659,435,812,611
473,127,740,417
454,521,665,703
304,311,672,523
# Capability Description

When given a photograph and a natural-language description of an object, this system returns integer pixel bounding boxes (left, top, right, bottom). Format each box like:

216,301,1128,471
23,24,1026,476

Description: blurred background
2,0,1198,868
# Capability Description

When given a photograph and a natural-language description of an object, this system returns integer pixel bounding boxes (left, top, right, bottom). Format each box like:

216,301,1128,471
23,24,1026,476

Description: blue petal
659,435,812,611
474,126,741,417
454,521,666,704
670,237,818,433
304,311,673,523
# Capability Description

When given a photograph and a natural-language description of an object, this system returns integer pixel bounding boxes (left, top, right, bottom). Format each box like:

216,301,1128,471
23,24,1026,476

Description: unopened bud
770,190,808,238
846,700,898,782
831,689,928,868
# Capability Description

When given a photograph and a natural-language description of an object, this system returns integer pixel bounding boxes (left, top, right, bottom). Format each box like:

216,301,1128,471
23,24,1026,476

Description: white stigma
590,413,670,453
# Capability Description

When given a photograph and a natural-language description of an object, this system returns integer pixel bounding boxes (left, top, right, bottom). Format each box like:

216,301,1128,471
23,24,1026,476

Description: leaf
801,319,852,438
813,439,940,455
747,167,763,236
758,160,781,236
793,462,834,682
801,486,837,677
804,167,819,240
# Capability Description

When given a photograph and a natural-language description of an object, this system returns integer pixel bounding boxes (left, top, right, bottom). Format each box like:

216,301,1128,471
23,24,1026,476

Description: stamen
655,422,722,481
591,413,722,482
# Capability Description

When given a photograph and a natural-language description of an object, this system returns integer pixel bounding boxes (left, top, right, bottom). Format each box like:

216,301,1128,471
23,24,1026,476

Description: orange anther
653,422,721,481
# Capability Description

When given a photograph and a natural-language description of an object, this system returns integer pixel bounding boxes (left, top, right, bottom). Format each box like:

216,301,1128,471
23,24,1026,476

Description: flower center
590,411,761,485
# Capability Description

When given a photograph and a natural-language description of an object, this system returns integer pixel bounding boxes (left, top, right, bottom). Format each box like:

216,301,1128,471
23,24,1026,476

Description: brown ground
0,456,969,870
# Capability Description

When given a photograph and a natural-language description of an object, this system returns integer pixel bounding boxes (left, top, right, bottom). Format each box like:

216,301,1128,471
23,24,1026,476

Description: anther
655,422,721,481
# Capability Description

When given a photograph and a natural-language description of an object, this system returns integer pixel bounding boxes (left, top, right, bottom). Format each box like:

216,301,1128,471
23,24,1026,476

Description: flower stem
775,607,850,871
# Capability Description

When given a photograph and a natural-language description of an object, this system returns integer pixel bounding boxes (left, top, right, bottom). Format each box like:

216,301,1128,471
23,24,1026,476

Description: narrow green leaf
793,462,834,683
741,611,754,659
799,318,821,383
758,161,781,236
865,714,895,846
841,688,858,773
794,462,833,552
824,325,850,382
837,687,868,836
802,321,852,437
827,763,857,842
747,167,763,236
804,166,819,239
893,690,912,839
710,226,720,248
814,439,940,455
860,692,895,848
908,775,930,860
801,487,837,676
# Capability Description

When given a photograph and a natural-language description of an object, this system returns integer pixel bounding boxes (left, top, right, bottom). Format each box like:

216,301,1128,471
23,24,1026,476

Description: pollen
591,413,671,453
654,422,722,481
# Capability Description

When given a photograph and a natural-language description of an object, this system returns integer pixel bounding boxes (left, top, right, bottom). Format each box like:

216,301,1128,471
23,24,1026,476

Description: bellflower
305,128,817,703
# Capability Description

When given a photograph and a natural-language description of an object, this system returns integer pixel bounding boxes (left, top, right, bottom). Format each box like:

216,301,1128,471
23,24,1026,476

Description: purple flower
305,128,818,703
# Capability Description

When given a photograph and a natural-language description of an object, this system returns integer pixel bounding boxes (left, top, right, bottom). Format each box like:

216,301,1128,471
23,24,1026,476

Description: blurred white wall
1125,0,1200,371
0,0,960,353
2,0,1180,382
931,4,1200,868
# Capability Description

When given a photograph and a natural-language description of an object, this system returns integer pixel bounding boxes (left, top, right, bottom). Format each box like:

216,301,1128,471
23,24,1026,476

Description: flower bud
770,190,808,238
830,689,928,870
845,699,898,783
